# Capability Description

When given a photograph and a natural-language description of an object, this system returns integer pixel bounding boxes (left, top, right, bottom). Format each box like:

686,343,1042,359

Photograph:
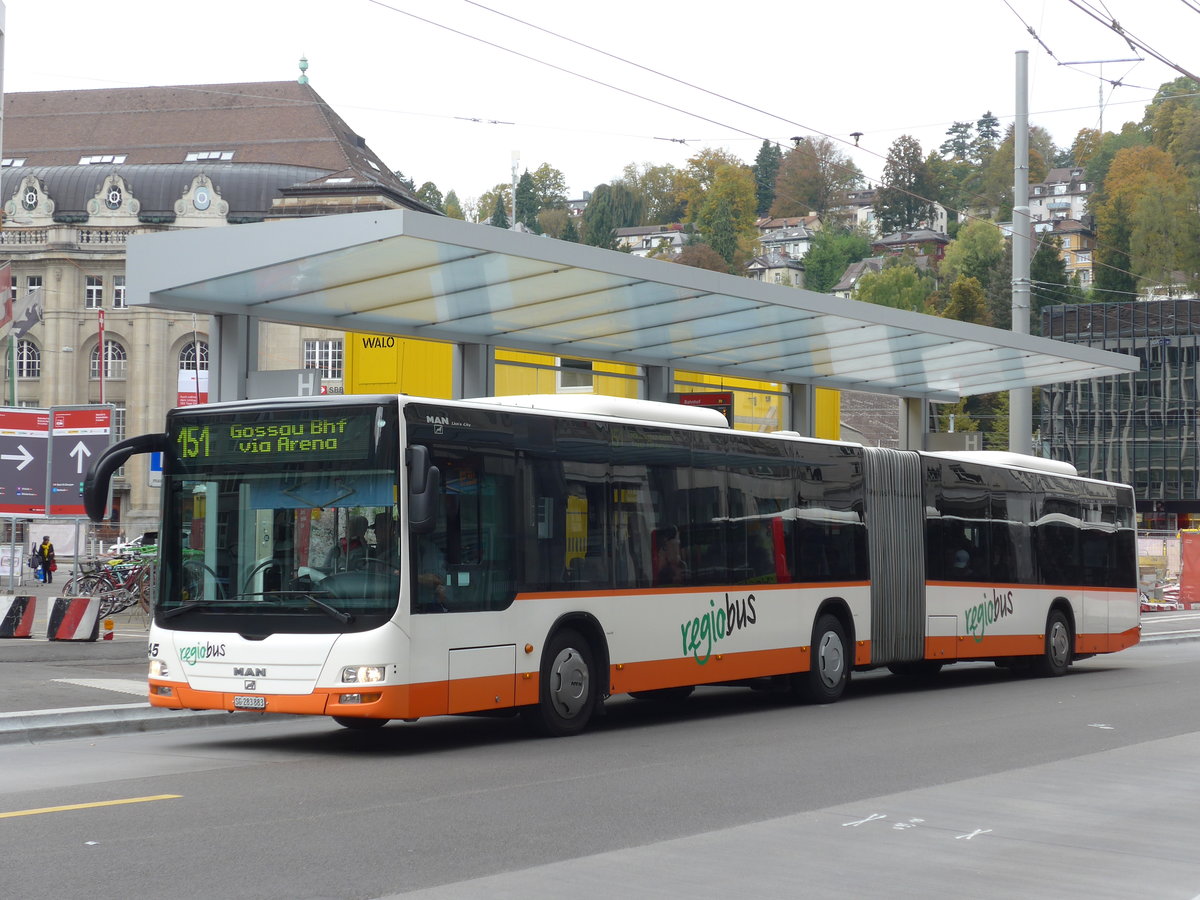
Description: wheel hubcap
549,647,589,718
1049,621,1070,666
816,631,845,689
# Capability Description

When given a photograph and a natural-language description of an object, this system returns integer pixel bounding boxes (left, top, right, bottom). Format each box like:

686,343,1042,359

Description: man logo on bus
681,593,758,665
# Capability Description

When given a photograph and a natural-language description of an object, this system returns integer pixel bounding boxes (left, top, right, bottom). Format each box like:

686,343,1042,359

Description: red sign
673,391,734,424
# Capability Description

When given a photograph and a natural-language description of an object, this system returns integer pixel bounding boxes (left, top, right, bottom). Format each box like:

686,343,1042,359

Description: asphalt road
2,639,1199,899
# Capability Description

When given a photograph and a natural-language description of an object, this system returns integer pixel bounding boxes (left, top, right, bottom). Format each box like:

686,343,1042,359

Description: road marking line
52,677,147,696
0,794,181,819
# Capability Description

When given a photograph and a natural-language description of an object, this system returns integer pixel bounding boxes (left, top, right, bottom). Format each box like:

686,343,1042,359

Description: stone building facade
0,80,433,540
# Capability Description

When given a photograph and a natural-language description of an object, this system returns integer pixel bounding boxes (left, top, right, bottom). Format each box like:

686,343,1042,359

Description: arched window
15,340,40,378
179,341,209,371
90,340,127,379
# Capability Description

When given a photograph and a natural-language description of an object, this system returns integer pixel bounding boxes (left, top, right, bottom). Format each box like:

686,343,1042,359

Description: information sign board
48,406,112,517
0,407,49,516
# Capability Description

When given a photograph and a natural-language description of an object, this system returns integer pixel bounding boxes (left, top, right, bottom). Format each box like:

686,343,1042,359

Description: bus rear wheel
1032,609,1072,677
794,614,850,703
523,628,596,737
333,716,389,730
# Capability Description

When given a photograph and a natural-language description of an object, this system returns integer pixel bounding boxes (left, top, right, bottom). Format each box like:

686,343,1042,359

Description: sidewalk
0,576,270,744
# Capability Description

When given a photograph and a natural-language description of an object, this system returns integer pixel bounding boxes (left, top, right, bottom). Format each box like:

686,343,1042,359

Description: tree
940,122,974,161
515,171,541,232
1131,178,1200,293
984,391,1010,451
1068,128,1102,167
676,148,747,223
614,162,684,225
1093,145,1188,295
853,263,935,312
443,190,464,220
474,184,511,224
561,215,580,243
1029,235,1072,331
672,243,729,272
935,397,979,435
940,219,1005,289
977,125,1050,219
487,192,509,229
802,228,871,293
692,163,757,270
416,181,443,213
769,137,862,222
973,111,1001,157
530,163,569,210
873,136,936,233
752,140,783,216
942,276,991,326
537,207,569,238
392,170,417,193
581,183,619,249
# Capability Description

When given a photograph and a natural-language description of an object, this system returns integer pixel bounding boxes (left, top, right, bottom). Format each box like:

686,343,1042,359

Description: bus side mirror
84,433,170,522
407,445,441,535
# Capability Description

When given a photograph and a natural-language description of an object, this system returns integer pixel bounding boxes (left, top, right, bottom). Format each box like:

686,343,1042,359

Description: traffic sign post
48,406,112,518
0,407,50,516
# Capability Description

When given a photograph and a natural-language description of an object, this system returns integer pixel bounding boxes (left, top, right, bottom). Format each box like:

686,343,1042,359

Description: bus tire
1032,609,1072,677
523,628,596,737
333,716,389,730
795,614,850,703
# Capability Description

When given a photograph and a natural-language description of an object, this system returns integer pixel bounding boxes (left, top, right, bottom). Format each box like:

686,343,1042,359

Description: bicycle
65,557,157,617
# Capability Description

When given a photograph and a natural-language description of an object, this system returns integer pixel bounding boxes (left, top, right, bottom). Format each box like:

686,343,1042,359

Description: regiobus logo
179,642,227,666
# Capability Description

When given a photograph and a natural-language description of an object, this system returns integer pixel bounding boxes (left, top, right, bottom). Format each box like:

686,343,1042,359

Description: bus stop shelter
125,209,1138,446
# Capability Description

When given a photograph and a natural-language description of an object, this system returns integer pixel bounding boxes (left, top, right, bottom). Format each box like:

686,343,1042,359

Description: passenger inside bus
324,515,369,572
415,534,448,610
654,525,688,585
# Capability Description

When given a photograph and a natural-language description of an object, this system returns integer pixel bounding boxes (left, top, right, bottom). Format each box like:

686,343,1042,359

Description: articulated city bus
83,393,1139,736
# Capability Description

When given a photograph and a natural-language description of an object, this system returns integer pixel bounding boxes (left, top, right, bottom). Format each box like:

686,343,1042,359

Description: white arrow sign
1,444,35,471
69,440,93,473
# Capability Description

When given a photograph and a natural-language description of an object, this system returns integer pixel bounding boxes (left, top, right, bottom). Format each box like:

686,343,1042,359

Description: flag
12,287,44,338
0,264,11,331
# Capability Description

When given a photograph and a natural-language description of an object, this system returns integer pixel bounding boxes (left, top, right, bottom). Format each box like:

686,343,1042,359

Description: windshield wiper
162,593,353,624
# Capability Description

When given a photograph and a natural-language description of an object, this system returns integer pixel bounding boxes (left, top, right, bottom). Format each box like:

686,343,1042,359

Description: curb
0,702,289,746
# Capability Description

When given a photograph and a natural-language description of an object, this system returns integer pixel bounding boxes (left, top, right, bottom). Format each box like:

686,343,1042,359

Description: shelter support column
643,365,672,402
209,314,258,403
897,397,927,451
789,384,814,437
453,343,494,399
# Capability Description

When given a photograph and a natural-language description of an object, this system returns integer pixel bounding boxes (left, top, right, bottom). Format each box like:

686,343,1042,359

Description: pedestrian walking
37,535,56,584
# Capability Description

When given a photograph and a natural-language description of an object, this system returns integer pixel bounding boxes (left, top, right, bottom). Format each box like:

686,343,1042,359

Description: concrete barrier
47,596,101,642
0,596,37,638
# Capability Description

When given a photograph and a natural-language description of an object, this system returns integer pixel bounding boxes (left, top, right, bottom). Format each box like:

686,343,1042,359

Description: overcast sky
5,0,1198,209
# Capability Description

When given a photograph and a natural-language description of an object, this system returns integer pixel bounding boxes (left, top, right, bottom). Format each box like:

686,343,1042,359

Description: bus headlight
341,665,385,684
149,659,169,678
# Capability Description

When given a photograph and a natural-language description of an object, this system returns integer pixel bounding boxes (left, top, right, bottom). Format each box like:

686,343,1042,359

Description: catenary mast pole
1011,50,1033,455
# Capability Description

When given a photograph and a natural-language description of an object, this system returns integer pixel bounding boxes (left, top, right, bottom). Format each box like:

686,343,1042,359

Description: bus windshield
159,402,402,630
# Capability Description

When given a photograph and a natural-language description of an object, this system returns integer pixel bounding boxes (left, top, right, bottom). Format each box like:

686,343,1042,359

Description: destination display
169,407,385,469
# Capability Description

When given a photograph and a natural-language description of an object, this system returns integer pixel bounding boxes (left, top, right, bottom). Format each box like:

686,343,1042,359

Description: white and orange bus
83,393,1139,736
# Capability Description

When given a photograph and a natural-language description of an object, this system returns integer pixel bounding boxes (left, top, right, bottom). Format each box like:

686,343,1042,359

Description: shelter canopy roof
128,210,1138,402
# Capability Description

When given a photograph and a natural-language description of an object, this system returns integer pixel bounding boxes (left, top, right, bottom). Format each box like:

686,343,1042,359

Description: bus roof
472,394,730,429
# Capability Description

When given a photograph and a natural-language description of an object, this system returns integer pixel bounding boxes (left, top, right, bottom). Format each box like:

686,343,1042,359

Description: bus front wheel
1032,609,1072,677
794,614,850,703
523,628,596,737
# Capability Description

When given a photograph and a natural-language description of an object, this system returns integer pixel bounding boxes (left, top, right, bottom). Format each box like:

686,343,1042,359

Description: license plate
233,695,266,710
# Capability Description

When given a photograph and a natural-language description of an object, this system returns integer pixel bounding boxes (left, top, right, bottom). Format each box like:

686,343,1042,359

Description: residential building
830,255,936,299
614,224,689,258
746,250,804,287
871,229,950,264
0,79,433,539
1029,166,1091,223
